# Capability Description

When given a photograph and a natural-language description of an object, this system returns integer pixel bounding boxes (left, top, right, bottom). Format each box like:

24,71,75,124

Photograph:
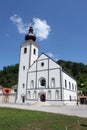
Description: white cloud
32,18,51,40
10,15,51,40
10,14,28,34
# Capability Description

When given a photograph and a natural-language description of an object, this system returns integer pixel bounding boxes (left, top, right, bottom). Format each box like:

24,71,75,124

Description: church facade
17,26,77,105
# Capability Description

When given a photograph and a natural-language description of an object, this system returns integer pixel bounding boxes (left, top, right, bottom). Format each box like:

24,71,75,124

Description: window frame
33,48,36,55
51,78,55,88
24,47,27,54
55,90,59,99
30,80,34,88
47,90,51,99
65,79,67,88
39,77,46,88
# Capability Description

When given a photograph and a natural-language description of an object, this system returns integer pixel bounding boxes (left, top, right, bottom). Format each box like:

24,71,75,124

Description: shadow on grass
81,124,87,127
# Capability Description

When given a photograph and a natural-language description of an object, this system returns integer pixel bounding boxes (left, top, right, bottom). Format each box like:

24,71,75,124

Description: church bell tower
17,26,39,103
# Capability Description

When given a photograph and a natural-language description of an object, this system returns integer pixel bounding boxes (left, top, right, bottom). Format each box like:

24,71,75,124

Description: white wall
17,40,39,103
62,71,77,105
0,94,16,103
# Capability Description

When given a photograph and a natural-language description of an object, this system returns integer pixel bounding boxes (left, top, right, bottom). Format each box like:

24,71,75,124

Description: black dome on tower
25,26,36,41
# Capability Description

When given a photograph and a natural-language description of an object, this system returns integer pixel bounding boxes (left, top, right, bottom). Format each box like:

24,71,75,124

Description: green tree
0,64,19,88
57,60,87,90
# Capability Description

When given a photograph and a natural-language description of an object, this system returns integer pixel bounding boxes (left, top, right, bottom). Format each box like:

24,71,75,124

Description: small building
0,85,17,103
79,96,87,104
16,26,77,105
78,90,87,104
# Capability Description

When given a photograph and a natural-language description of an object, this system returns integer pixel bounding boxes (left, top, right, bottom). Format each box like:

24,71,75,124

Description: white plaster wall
0,95,3,102
62,71,77,105
26,69,61,102
17,40,39,103
38,54,48,60
62,71,77,89
37,71,48,88
0,94,16,103
18,47,77,106
49,59,61,68
0,89,2,94
27,72,36,89
25,54,63,104
49,69,61,88
37,59,48,71
9,94,16,103
30,44,38,66
17,44,30,102
26,89,61,101
29,62,36,72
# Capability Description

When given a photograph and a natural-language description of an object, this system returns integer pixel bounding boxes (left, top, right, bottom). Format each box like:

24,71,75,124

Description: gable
38,53,48,60
49,58,61,69
28,53,61,72
38,53,61,69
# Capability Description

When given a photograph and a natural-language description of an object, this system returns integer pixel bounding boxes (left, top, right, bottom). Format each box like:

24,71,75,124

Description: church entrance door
22,96,25,103
40,94,46,102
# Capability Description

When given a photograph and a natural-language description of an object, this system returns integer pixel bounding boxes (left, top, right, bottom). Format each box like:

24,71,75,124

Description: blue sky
0,0,87,70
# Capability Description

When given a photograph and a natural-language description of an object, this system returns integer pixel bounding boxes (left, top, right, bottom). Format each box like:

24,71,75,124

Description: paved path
0,103,87,118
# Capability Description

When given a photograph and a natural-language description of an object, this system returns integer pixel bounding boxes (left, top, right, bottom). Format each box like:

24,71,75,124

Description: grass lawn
0,107,87,130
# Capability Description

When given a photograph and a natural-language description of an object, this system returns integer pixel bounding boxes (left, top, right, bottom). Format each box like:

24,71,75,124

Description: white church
17,26,77,105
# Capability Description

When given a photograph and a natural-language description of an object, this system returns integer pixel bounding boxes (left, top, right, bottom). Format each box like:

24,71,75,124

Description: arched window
51,78,55,88
22,83,25,88
47,90,51,99
33,91,37,99
69,95,71,101
69,82,71,89
55,90,59,99
65,80,67,88
24,47,27,54
41,79,46,86
72,83,74,90
33,48,36,55
30,80,34,88
39,77,46,87
23,66,25,70
27,91,31,99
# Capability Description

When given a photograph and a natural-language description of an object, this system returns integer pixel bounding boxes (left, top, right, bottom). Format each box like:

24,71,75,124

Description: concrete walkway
0,103,87,118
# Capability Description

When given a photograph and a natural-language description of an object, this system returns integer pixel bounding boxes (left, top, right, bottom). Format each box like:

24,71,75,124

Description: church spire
25,25,36,41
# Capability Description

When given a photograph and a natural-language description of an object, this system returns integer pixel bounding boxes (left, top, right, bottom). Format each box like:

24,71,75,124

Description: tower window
24,47,27,54
33,48,36,55
23,66,25,70
22,83,25,88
